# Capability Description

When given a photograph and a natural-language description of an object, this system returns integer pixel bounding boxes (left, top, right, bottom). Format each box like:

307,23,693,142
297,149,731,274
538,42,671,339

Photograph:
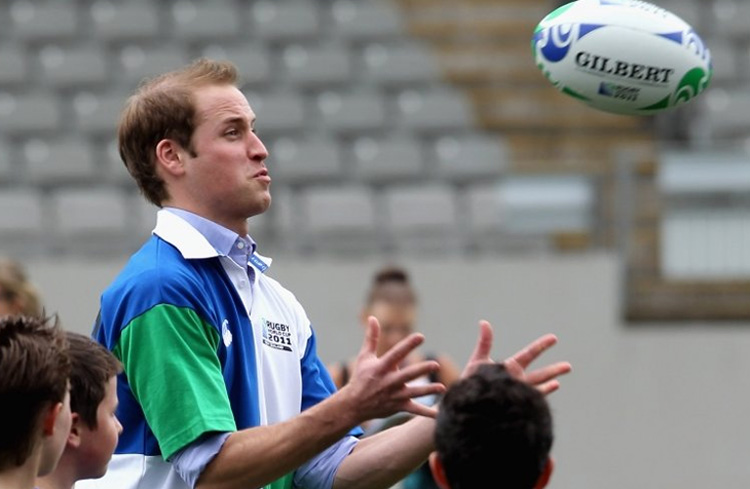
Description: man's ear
66,412,82,449
428,452,451,489
42,402,64,437
155,139,187,177
535,457,554,489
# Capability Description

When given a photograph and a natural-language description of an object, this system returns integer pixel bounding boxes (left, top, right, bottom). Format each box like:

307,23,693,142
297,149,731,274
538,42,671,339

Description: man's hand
463,320,572,395
339,316,446,423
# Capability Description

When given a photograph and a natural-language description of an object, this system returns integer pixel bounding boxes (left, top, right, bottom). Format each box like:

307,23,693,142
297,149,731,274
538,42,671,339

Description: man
0,315,72,489
36,332,123,489
83,58,571,489
429,364,554,489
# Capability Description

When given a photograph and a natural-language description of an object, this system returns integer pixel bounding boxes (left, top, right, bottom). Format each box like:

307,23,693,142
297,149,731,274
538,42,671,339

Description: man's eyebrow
221,116,256,127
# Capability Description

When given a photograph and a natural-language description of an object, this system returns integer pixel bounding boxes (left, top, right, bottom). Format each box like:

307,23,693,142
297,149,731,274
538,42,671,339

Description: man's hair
65,332,122,429
0,315,70,469
118,57,239,206
0,258,43,317
434,363,553,489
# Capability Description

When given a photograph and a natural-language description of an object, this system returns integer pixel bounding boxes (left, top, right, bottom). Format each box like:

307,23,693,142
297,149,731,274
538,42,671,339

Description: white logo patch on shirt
222,319,233,347
261,318,292,352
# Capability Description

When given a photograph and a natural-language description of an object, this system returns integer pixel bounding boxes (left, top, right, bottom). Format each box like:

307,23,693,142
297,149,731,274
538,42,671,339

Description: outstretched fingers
508,333,559,370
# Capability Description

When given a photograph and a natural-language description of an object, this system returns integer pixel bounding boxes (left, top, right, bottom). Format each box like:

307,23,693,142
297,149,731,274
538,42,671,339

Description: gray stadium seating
350,136,425,183
89,1,161,41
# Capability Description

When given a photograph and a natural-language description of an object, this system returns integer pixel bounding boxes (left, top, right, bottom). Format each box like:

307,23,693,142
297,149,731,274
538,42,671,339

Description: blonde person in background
0,257,44,317
327,265,461,489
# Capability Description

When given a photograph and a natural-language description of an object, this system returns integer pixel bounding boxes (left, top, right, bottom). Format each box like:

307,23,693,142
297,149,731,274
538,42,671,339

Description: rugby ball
532,0,712,115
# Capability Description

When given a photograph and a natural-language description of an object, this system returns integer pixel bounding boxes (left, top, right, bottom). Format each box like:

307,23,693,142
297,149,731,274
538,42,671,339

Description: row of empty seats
0,176,596,257
0,40,445,90
0,1,408,44
0,86,475,136
0,133,508,186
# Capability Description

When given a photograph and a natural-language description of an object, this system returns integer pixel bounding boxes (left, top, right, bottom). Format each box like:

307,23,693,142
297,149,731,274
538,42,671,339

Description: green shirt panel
114,304,237,459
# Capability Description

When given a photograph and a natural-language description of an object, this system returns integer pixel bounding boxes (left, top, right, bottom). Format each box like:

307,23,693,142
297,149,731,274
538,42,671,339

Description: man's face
78,376,122,479
177,84,271,233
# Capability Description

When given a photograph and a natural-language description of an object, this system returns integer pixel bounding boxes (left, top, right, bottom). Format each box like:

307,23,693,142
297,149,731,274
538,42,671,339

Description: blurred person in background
0,257,44,317
429,363,554,489
328,265,461,489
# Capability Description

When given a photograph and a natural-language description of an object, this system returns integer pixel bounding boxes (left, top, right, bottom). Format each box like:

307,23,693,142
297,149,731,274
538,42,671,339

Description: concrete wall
25,253,750,488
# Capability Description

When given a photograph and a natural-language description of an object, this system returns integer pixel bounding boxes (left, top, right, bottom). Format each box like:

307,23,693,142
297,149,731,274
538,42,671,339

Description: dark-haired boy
429,363,555,489
36,332,122,489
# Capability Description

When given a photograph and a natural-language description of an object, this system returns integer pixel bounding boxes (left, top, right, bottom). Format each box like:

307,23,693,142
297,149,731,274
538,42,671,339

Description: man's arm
196,317,444,489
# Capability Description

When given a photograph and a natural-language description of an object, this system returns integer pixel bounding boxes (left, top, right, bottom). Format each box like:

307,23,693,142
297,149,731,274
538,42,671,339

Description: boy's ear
66,413,82,449
534,457,554,489
41,402,64,436
428,452,451,489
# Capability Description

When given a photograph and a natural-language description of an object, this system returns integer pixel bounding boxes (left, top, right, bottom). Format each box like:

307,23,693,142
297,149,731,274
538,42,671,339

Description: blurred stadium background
1,0,749,487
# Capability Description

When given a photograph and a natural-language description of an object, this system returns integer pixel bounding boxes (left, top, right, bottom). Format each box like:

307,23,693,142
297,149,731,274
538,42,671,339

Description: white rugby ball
532,0,712,115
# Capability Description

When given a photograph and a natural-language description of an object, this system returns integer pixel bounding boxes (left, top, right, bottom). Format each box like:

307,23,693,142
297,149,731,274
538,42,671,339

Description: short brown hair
118,57,239,206
0,315,70,469
0,258,43,317
66,332,122,429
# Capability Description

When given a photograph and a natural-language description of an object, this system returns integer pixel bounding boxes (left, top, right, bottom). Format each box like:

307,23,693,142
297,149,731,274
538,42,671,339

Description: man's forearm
333,415,436,489
196,393,359,489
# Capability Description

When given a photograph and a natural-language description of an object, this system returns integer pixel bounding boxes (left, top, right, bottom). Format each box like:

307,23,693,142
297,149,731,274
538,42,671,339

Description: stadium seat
395,88,474,133
117,44,190,86
361,41,441,86
493,175,595,235
89,0,160,41
201,43,273,87
296,184,381,254
50,187,133,255
431,134,509,183
169,0,241,41
21,138,97,185
281,43,352,88
0,44,28,87
350,136,425,183
0,140,13,182
9,1,78,41
316,90,387,133
244,90,307,135
249,1,320,41
268,137,343,184
0,188,46,256
330,0,405,40
0,91,61,135
383,183,463,254
101,138,132,185
37,44,109,88
72,91,128,137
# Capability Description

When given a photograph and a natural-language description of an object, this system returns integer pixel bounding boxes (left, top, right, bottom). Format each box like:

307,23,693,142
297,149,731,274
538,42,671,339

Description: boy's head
0,314,71,476
430,363,554,489
64,332,123,480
